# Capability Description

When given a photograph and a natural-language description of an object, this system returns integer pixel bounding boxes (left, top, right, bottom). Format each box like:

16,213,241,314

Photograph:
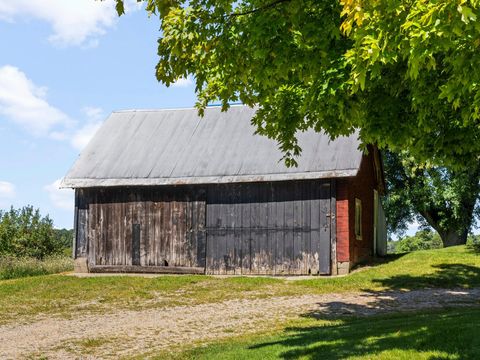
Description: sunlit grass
0,246,479,326
155,309,480,359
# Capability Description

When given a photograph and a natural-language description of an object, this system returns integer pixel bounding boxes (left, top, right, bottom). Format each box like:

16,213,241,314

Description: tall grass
0,255,73,280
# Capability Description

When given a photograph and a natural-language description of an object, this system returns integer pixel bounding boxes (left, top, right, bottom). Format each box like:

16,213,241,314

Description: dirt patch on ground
2,287,480,359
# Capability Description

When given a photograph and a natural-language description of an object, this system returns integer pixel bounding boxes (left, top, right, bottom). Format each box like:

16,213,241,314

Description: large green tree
383,151,480,247
112,0,480,245
113,0,480,167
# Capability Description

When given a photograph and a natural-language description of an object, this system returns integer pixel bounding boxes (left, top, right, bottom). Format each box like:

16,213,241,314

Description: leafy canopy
383,151,480,246
113,0,480,167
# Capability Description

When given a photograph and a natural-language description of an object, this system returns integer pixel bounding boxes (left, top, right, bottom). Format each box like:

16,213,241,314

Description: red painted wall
335,151,379,267
336,180,350,262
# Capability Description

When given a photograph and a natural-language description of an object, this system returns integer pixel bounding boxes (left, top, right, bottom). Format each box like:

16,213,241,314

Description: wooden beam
88,265,205,274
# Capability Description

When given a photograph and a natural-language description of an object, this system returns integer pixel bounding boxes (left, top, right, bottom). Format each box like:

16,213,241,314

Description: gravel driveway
2,287,480,359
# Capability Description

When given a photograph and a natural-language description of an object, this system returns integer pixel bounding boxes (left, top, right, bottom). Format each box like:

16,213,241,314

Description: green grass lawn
163,308,480,359
0,246,479,325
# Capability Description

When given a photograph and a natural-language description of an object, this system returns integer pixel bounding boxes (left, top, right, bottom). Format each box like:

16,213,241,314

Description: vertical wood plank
185,192,193,267
330,179,337,275
125,191,134,266
233,184,242,274
153,193,161,266
284,183,294,275
163,191,172,266
240,183,251,274
310,181,321,275
99,191,106,265
119,191,126,265
196,189,206,270
319,182,331,274
293,181,303,274
257,183,269,274
225,185,236,275
205,185,215,274
250,183,262,274
266,182,276,275
132,223,141,266
87,191,96,266
146,189,156,266
142,189,149,266
302,181,312,274
275,182,286,275
112,194,120,265
73,190,79,259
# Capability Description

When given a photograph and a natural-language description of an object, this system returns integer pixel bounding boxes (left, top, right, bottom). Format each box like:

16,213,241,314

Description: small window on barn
355,198,362,240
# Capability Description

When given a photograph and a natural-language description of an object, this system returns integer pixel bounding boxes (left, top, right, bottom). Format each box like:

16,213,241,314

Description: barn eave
61,168,359,188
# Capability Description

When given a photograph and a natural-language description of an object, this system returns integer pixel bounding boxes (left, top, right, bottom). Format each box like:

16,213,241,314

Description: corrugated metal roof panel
62,105,363,188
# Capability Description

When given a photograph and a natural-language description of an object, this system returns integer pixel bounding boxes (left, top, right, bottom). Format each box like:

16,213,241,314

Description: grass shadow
248,309,480,359
349,253,408,273
371,263,480,290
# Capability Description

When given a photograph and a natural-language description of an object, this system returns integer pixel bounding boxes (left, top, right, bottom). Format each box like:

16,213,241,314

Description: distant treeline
388,229,480,254
0,206,73,259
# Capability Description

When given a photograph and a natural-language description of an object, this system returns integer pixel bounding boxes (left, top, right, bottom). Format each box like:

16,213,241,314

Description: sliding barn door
86,187,206,269
205,180,331,275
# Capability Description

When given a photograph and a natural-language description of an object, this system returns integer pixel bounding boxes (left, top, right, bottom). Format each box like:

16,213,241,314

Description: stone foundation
337,261,351,275
74,257,89,273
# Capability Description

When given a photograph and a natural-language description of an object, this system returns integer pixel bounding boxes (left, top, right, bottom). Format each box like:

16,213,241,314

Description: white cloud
171,76,193,88
0,65,71,135
45,178,73,210
70,107,104,150
71,121,102,151
0,65,105,150
0,181,15,198
0,0,120,47
0,64,107,152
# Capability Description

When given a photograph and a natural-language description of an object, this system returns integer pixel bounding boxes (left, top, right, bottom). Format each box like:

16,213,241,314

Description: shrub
467,234,480,253
0,206,66,259
392,229,443,253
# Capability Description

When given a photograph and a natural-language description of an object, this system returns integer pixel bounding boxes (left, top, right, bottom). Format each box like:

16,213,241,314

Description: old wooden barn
62,105,387,275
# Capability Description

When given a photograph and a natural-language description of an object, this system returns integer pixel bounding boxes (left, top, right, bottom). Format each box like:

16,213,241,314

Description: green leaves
458,4,477,24
383,151,480,245
115,0,125,16
112,0,480,168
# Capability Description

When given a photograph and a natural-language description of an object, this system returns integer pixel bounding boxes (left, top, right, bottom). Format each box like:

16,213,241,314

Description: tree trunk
420,210,470,248
439,229,469,247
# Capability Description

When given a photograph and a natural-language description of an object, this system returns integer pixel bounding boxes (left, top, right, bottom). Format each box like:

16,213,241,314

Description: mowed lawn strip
0,246,479,325
154,308,480,360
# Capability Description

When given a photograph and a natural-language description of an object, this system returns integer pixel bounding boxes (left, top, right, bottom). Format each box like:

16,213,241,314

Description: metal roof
61,105,363,188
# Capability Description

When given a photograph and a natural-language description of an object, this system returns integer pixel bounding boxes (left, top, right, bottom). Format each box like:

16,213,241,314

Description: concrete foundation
74,257,89,273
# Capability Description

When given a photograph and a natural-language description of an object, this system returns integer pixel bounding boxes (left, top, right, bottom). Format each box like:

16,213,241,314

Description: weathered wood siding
74,190,88,258
205,180,332,275
75,187,206,269
74,180,333,275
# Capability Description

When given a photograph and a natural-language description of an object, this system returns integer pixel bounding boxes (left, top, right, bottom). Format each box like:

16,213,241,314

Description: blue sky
0,0,196,228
